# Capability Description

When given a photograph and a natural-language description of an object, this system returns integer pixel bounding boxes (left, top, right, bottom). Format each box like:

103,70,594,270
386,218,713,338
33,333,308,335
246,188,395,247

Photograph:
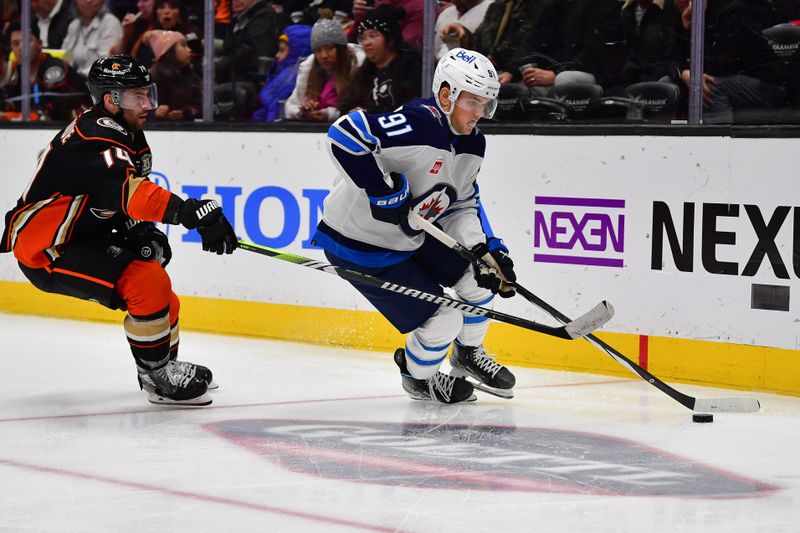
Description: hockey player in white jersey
313,48,517,403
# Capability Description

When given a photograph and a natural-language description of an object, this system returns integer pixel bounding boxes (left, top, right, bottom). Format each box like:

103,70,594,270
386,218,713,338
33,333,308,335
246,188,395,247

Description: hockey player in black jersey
313,48,517,404
0,55,237,406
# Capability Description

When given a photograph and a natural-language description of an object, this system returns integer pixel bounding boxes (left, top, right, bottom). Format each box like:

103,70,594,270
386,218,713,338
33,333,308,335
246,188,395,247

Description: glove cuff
178,198,221,229
487,236,508,254
365,173,409,209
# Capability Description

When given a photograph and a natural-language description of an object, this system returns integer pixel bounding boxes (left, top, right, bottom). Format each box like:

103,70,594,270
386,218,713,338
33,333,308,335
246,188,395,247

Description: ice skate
450,342,515,399
137,360,212,406
393,349,476,404
169,354,218,390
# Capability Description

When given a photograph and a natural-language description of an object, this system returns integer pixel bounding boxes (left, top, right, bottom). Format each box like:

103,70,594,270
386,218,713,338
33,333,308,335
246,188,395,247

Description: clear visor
453,92,497,119
117,84,158,111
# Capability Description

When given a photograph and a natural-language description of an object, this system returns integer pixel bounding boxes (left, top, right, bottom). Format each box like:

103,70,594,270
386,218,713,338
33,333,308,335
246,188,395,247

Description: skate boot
450,342,516,399
137,360,212,406
169,353,217,390
393,349,476,404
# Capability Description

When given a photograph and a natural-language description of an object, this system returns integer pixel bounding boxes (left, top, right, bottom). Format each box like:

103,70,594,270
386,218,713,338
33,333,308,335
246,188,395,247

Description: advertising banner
1,129,797,350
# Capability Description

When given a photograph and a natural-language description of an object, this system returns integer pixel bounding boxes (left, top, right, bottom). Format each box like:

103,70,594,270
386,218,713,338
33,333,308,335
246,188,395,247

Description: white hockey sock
452,268,494,347
404,306,462,380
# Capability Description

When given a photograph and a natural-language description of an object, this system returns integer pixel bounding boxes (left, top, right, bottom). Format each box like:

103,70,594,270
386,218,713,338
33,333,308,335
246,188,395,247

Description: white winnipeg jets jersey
314,97,490,267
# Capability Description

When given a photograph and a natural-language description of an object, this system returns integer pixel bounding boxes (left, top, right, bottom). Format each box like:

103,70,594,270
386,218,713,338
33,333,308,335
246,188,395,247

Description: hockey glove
179,199,237,255
365,172,411,225
118,220,172,266
109,219,172,266
470,237,516,298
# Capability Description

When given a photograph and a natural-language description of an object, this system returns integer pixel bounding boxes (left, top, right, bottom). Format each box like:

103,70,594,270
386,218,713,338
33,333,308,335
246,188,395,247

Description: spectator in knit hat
348,0,427,52
283,10,364,122
338,4,421,114
252,24,312,122
148,29,201,120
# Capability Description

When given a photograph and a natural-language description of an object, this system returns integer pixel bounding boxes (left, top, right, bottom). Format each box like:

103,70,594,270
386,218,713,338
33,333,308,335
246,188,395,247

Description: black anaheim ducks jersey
1,107,174,269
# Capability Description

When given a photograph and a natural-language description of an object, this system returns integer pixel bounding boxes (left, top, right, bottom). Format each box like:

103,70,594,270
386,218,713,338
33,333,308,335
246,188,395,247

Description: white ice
0,312,798,533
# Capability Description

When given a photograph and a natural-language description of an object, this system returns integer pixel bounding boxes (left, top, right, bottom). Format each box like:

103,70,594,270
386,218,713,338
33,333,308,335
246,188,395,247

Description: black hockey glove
470,237,516,298
179,198,237,255
112,220,172,266
365,172,411,225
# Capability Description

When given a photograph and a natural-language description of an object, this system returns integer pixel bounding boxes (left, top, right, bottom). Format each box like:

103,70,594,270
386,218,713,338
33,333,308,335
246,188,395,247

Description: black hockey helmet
87,55,157,109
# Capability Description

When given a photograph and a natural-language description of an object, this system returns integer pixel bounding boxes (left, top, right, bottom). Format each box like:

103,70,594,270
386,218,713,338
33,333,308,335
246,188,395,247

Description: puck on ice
692,413,714,423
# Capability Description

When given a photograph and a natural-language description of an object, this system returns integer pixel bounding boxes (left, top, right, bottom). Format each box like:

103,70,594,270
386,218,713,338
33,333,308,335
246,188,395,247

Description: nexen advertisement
0,130,797,350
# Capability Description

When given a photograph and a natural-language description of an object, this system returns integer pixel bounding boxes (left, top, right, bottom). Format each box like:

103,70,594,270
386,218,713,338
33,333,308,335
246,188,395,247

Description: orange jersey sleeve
124,177,174,222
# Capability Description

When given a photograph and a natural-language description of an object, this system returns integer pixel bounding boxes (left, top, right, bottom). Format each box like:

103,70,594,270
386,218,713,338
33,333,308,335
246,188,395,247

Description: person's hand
522,67,556,87
498,71,513,84
299,99,320,119
168,109,183,120
155,104,170,118
438,23,466,41
351,0,373,18
365,172,411,225
470,237,516,298
681,2,692,29
179,198,237,254
113,220,172,266
306,109,326,121
680,69,717,106
121,12,141,34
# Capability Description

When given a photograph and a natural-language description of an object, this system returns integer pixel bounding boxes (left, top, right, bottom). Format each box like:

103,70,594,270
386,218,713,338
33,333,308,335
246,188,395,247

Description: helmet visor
118,84,158,111
453,91,497,119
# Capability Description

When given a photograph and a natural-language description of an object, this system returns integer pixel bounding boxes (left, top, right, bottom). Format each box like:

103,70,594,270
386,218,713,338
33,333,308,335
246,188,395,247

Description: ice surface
0,312,798,532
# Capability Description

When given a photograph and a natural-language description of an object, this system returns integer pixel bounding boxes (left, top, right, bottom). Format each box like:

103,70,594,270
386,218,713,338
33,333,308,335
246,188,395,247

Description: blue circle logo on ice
204,419,776,496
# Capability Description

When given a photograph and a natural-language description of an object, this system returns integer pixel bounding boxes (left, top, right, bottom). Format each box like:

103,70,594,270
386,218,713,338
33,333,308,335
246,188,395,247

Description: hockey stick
237,240,608,340
409,212,761,414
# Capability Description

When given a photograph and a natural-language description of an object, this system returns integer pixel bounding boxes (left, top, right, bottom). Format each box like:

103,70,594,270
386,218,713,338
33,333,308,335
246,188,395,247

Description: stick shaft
408,213,759,412
237,240,577,339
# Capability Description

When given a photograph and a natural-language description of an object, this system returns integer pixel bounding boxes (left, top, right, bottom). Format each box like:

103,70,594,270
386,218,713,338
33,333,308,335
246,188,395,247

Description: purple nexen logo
534,196,625,267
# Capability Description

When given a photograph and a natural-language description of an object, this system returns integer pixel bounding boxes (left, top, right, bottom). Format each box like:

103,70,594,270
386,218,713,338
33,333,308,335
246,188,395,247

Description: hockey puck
692,413,714,423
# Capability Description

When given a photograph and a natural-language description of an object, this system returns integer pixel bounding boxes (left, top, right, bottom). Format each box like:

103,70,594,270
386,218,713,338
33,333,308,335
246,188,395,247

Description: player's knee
416,306,462,346
169,291,180,325
116,260,172,317
452,268,493,303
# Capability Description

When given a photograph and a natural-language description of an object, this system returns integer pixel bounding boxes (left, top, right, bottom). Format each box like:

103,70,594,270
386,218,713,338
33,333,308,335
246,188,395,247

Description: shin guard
404,306,462,379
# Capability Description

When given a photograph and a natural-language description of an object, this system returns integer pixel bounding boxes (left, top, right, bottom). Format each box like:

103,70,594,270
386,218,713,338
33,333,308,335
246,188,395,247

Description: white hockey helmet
432,47,500,122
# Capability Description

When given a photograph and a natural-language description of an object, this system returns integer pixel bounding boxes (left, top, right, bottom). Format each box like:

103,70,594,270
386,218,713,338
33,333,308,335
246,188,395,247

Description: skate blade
470,381,514,399
408,393,477,403
449,368,514,399
146,392,213,407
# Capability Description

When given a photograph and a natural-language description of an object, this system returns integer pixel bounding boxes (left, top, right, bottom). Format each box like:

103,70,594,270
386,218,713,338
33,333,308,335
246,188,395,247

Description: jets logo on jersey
97,117,128,136
90,207,117,219
408,184,457,229
429,160,443,175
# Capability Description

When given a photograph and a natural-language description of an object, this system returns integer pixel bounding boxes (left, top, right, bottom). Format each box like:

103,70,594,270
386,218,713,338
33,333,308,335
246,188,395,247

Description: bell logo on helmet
112,63,121,71
455,49,476,64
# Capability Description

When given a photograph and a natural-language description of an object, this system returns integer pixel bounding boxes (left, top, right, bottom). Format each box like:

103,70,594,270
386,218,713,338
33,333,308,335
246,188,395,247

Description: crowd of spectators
2,0,800,123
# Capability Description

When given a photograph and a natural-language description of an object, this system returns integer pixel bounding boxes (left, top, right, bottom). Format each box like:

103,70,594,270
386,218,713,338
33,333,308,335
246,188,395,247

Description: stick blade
564,301,615,339
694,397,761,413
